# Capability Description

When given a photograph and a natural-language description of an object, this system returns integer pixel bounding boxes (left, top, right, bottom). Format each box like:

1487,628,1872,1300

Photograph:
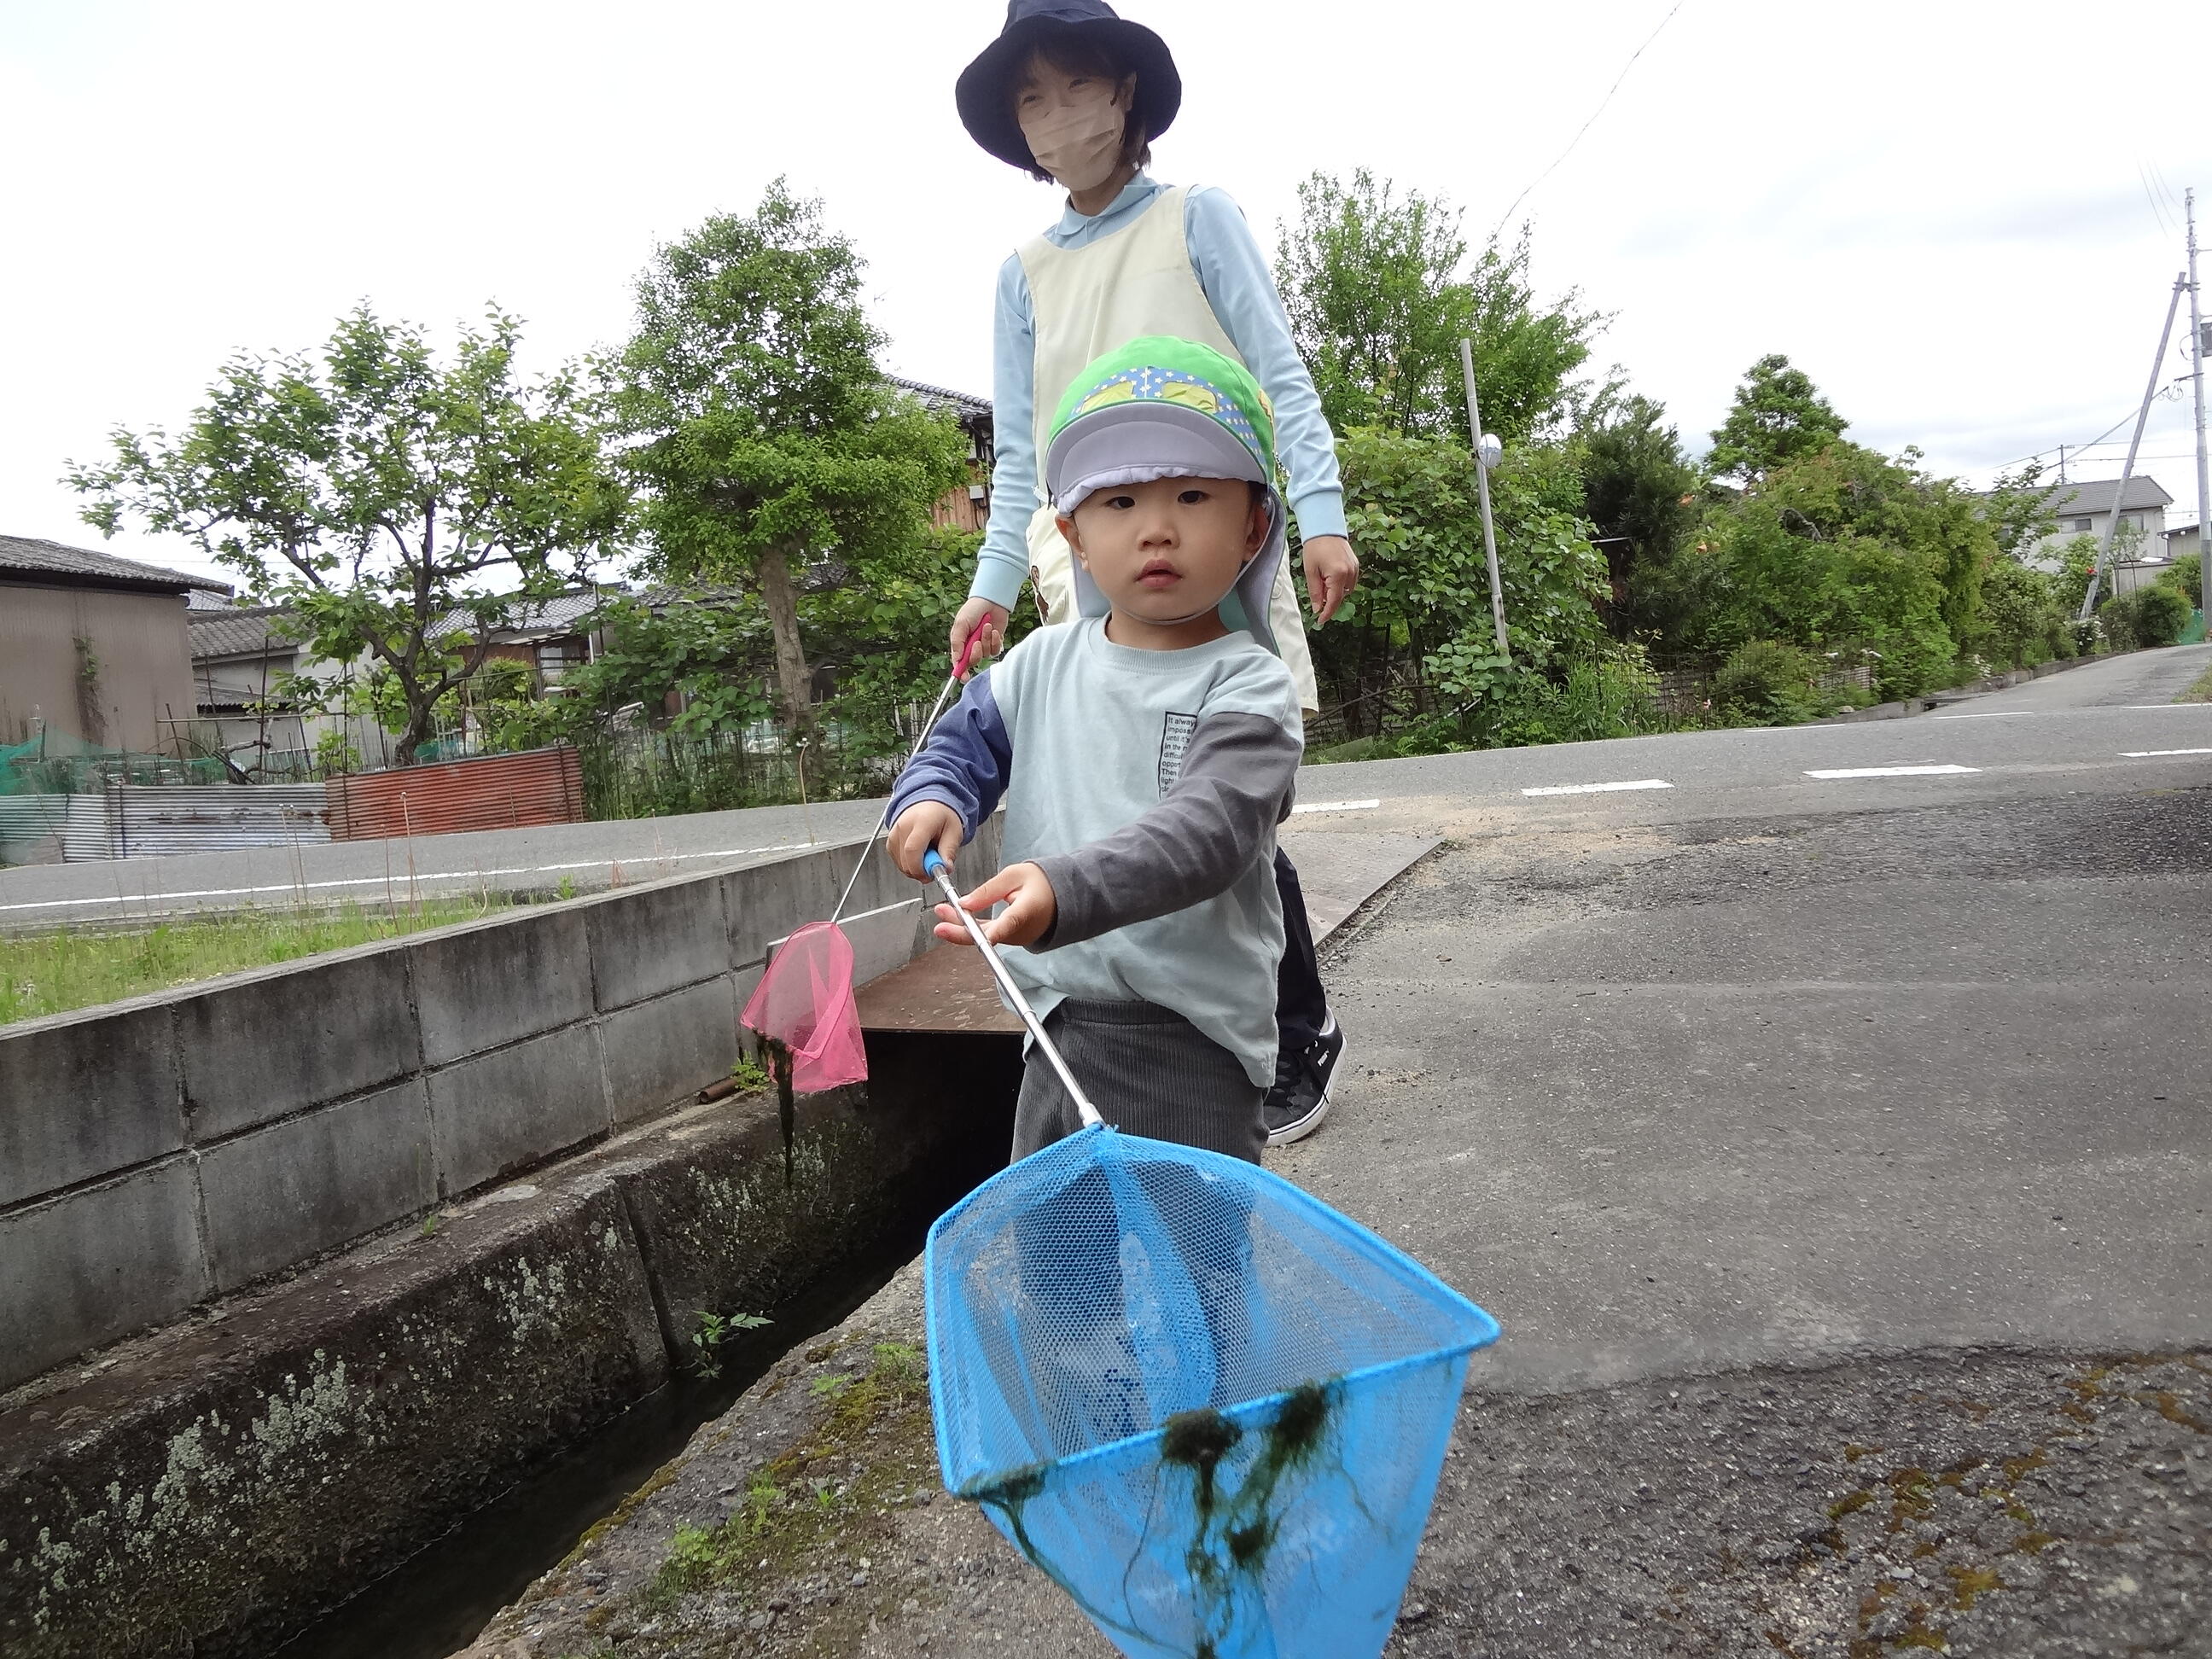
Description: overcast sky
4,0,2209,590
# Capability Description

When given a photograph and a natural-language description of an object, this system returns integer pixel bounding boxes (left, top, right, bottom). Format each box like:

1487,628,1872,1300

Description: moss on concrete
0,1185,664,1658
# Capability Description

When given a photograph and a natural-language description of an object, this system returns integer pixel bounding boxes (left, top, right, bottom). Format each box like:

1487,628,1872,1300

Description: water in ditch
267,1244,913,1659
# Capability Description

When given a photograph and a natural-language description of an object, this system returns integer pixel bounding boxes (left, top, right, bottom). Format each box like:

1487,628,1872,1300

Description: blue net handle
924,847,1103,1128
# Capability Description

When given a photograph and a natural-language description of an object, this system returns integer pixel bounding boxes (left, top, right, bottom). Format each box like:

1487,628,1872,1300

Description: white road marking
1291,799,1381,814
1931,712,2029,719
1805,765,1980,779
0,840,823,916
2120,748,2212,758
1521,779,1673,797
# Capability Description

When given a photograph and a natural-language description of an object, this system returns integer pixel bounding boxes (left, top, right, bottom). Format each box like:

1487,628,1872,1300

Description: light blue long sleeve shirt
972,174,1348,612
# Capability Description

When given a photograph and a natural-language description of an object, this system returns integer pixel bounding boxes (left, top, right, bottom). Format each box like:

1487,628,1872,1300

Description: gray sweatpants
1011,997,1267,1165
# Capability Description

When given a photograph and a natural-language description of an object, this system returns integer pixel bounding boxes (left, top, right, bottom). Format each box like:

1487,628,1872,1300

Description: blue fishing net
927,1122,1499,1659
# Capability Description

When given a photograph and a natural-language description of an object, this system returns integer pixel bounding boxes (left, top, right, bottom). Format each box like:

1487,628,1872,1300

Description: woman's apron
1017,185,1319,713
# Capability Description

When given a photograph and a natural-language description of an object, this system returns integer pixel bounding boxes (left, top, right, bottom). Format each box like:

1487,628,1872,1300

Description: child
947,0,1353,1146
887,337,1301,1162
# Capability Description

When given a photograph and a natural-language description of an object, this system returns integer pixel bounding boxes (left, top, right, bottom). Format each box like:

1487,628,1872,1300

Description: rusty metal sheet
326,746,584,842
854,944,1022,1035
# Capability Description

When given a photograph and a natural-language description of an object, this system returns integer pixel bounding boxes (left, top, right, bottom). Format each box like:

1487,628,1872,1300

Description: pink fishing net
742,921,869,1093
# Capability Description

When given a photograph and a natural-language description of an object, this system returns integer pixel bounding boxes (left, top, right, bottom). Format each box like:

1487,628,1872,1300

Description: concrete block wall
0,823,998,1394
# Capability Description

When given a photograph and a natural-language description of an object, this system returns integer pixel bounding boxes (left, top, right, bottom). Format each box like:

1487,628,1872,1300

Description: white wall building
2015,475,2174,572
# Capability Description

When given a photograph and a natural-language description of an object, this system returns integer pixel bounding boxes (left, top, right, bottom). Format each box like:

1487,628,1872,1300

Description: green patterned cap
1045,335,1278,507
1042,335,1289,658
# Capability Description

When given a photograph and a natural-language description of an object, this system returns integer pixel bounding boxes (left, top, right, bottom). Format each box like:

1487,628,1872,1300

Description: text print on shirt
1157,711,1200,793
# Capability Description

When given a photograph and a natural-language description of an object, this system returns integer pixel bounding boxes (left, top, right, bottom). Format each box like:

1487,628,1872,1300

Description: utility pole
2080,273,2188,620
1458,339,1510,656
2188,188,2209,623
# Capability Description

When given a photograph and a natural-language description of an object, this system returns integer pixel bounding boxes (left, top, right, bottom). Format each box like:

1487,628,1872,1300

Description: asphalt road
1275,643,2212,1654
7,645,2207,932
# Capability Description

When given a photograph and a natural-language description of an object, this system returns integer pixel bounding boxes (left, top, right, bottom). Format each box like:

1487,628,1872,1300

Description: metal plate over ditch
855,944,1022,1034
851,829,1438,1035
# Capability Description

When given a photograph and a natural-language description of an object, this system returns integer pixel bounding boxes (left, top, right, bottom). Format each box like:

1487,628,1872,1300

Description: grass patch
0,896,513,1026
2176,661,2212,703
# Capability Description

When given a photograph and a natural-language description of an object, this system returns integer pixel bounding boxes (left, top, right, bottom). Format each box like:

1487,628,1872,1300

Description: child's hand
934,861,1057,950
888,801,963,880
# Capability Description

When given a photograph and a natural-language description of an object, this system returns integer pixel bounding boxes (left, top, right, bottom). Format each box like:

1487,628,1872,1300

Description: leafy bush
1973,560,2073,669
1713,639,1821,723
2103,585,2190,650
1409,641,1667,750
1325,427,1610,745
1503,652,1668,746
2138,585,2190,646
2156,552,2201,611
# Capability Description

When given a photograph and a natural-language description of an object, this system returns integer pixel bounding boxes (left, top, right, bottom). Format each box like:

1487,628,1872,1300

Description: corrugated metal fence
324,746,584,841
43,785,331,861
0,795,71,866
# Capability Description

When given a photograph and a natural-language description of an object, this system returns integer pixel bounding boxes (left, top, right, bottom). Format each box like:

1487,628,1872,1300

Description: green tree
68,306,628,763
1274,170,1604,444
1577,393,1701,634
611,182,969,731
2051,533,2101,616
573,593,773,736
1706,353,1849,482
1650,441,1996,697
804,526,1004,712
1979,461,2060,561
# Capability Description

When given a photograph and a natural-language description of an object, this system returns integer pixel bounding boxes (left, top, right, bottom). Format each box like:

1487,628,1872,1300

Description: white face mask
1019,81,1129,194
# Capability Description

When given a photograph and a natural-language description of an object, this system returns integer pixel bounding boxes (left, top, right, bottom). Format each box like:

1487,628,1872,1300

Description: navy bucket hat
956,0,1181,173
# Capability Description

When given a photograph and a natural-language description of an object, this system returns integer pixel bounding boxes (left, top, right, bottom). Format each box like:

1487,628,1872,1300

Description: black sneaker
1264,1016,1346,1145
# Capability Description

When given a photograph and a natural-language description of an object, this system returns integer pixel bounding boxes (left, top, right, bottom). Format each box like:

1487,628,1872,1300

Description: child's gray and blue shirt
887,617,1302,1086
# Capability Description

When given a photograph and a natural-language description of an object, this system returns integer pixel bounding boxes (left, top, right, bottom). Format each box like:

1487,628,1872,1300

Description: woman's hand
1300,534,1360,625
933,861,1057,949
949,597,1010,676
888,801,964,881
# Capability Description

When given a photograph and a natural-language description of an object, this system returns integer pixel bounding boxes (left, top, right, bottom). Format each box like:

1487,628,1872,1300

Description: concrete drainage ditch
0,1026,1024,1659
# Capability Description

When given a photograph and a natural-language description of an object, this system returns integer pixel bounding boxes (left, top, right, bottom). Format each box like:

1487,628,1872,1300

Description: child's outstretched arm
1030,711,1301,948
885,670,1013,880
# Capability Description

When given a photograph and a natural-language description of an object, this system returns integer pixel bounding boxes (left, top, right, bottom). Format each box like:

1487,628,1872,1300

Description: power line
1997,394,2193,471
1489,1,1688,241
2139,162,2175,237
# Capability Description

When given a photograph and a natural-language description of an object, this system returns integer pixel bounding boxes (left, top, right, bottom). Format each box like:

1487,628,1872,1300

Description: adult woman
948,0,1358,1144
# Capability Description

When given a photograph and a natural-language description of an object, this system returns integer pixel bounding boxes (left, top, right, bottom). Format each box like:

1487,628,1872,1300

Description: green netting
0,731,226,795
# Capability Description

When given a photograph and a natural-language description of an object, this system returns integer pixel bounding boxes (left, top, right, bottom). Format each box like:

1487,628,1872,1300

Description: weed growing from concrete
688,1310,771,1381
